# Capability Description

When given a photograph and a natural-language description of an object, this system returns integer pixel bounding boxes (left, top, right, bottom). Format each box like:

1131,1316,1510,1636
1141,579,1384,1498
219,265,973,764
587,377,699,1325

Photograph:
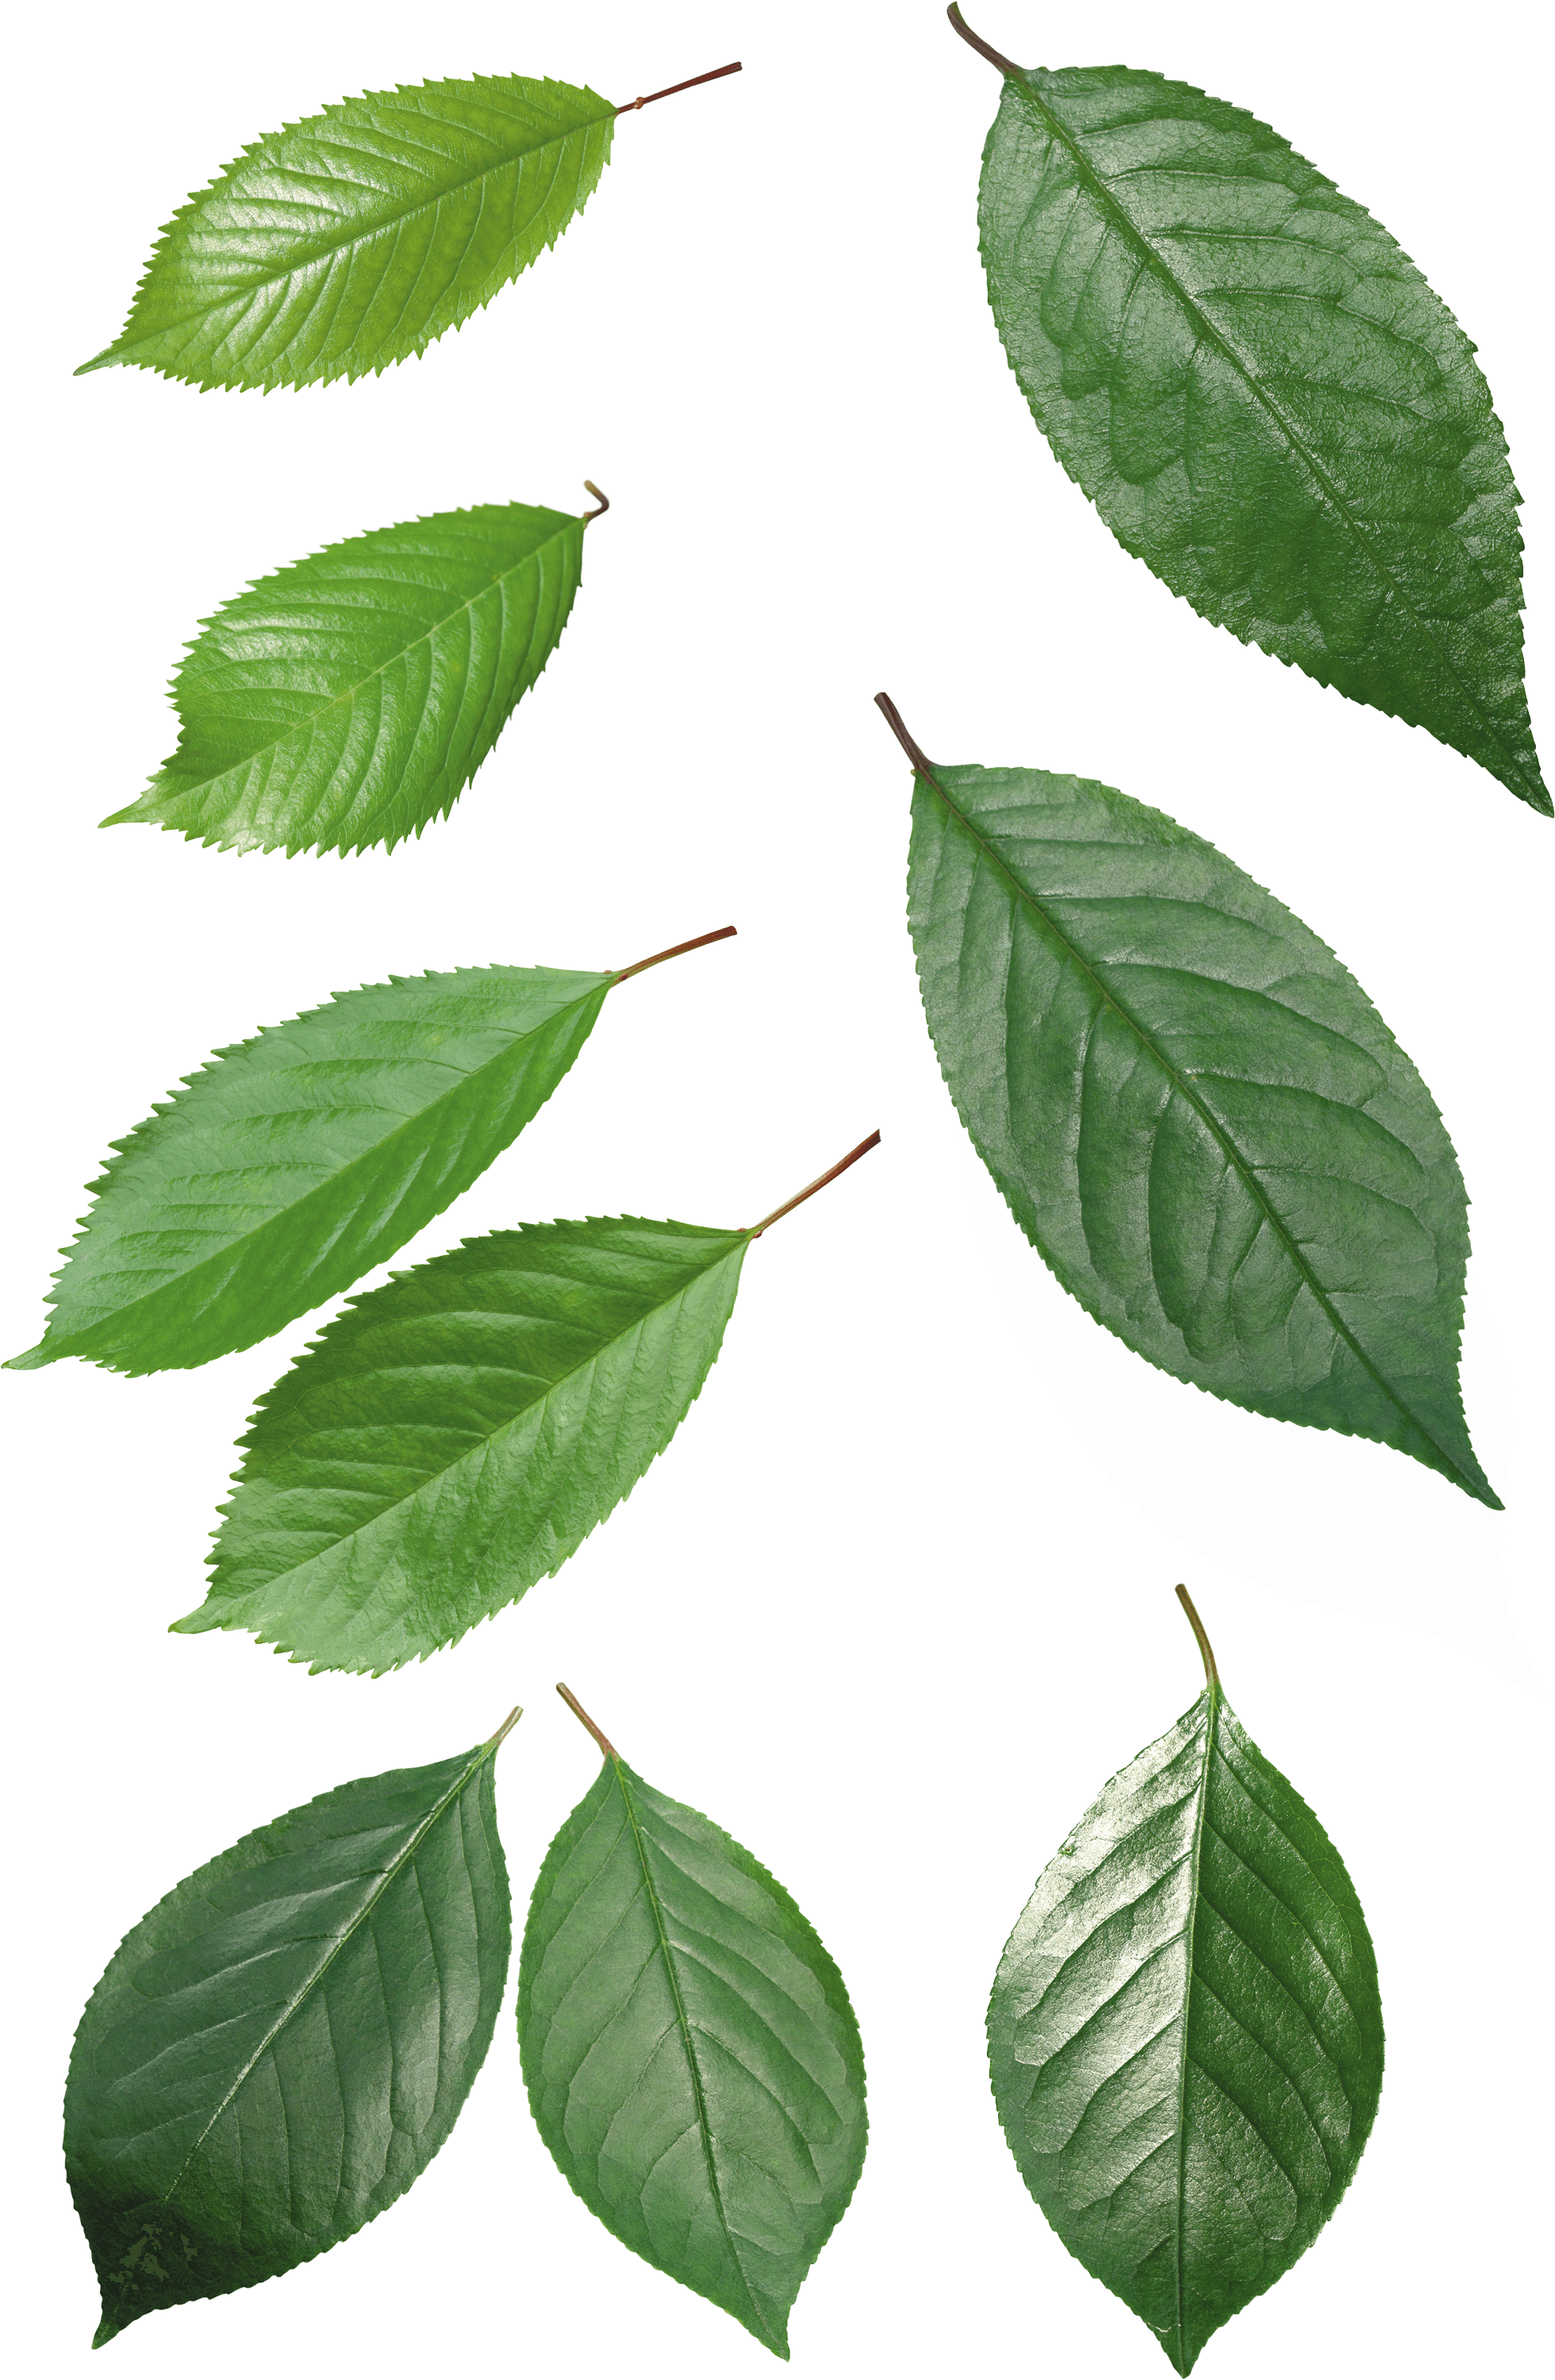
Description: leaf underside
6,963,612,1376
66,1740,510,2345
907,758,1496,1504
988,1686,1383,2372
957,1128,1542,1695
179,1217,750,1673
82,75,616,391
519,1756,867,2357
978,64,1546,812
107,503,586,856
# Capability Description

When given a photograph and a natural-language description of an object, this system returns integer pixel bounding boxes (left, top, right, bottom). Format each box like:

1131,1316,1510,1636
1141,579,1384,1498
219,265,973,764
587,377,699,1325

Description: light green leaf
987,1589,1384,2374
518,1688,867,2358
66,1706,519,2346
7,934,734,1376
885,697,1495,1504
106,498,599,857
950,8,1547,812
957,1119,1542,1695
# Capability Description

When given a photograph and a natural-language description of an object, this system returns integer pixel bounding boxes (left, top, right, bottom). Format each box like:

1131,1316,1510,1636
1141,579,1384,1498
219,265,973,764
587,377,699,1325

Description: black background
30,9,1542,2370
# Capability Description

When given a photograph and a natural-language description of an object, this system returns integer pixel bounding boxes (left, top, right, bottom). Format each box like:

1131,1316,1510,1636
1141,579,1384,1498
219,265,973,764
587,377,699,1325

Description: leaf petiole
582,481,610,523
613,923,737,982
874,690,938,782
747,1130,881,1239
946,6,1023,77
486,1703,524,1750
1174,1584,1220,1691
614,61,742,116
556,1682,619,1760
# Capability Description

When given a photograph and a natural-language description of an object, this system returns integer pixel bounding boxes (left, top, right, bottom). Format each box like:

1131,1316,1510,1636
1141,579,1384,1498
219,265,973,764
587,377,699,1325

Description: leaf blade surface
178,1217,751,1672
987,1674,1382,2371
975,56,1546,809
66,1724,514,2344
108,501,587,855
83,75,616,391
7,963,612,1374
904,749,1495,1503
519,1745,867,2355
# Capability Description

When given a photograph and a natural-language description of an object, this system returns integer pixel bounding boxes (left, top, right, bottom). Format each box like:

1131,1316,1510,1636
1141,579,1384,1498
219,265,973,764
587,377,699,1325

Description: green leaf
105,499,597,857
518,1689,867,2358
7,944,722,1376
172,1130,879,1672
80,75,616,391
886,697,1496,1505
957,1119,1542,1695
987,1590,1383,2374
66,1707,520,2347
951,9,1547,812
177,1217,751,1672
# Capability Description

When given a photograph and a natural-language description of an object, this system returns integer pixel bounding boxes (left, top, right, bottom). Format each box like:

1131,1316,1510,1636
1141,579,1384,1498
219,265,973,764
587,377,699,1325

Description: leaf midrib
34,977,609,1365
121,1744,492,2249
210,1238,747,1604
611,1763,780,2354
1171,1689,1216,2375
151,516,581,801
1005,74,1538,803
115,94,615,347
923,769,1484,1499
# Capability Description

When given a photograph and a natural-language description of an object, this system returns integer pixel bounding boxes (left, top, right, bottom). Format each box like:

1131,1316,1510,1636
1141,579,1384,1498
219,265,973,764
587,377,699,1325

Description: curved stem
875,691,939,781
1175,1584,1221,1691
486,1703,523,1751
582,481,610,524
747,1130,881,1239
557,1682,619,1761
616,61,742,115
946,6,1024,77
614,923,736,983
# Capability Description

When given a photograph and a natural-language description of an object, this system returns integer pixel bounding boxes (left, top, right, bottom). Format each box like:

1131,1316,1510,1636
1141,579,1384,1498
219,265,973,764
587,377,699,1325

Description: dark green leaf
66,1708,519,2346
890,705,1495,1504
177,1217,751,1672
106,500,593,857
80,75,616,391
7,962,619,1375
955,12,1546,811
987,1591,1383,2374
519,1693,867,2358
957,1128,1542,1695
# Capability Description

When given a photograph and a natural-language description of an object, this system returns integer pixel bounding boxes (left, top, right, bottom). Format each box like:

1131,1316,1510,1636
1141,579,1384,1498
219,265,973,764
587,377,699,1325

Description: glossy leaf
987,1591,1384,2373
66,1710,519,2346
957,1128,1542,1695
953,10,1547,811
890,705,1495,1504
106,500,595,857
9,960,630,1375
178,1217,751,1672
519,1691,867,2357
81,75,615,391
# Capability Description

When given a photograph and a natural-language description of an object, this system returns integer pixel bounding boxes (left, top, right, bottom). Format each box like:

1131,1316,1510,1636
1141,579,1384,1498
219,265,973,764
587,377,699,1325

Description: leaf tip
3,1342,50,1370
74,347,117,378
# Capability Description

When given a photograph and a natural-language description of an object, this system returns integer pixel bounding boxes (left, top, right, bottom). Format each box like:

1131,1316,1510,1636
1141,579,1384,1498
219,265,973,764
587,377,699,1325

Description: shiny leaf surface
7,963,616,1374
107,501,590,856
179,1218,751,1672
987,1595,1383,2372
959,17,1546,809
66,1712,517,2345
898,722,1495,1503
519,1700,867,2357
962,1128,1533,1704
80,75,616,390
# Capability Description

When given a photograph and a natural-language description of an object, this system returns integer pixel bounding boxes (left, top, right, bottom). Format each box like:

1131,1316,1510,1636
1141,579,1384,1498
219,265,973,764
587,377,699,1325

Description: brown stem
616,61,743,115
1175,1585,1221,1691
875,692,939,782
614,923,736,983
946,5,1024,76
747,1130,881,1239
557,1683,619,1761
582,481,610,524
486,1703,524,1750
